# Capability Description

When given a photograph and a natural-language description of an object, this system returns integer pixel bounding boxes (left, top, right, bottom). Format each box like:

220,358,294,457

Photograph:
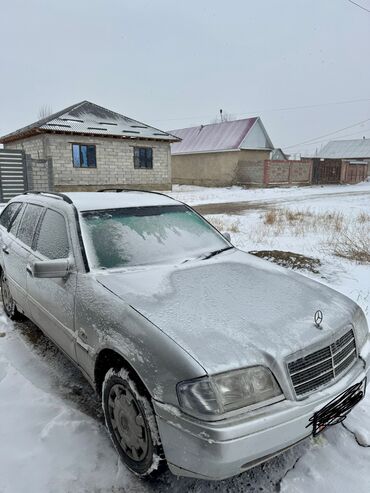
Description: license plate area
307,378,367,436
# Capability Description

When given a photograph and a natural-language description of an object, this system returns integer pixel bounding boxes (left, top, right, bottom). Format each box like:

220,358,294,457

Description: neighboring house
0,101,180,193
319,138,370,161
270,148,288,160
313,138,370,183
170,117,274,186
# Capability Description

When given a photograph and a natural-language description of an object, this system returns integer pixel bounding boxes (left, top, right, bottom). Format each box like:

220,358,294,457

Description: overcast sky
1,0,369,155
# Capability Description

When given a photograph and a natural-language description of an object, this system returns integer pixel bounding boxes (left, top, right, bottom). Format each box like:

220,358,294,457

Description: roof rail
97,188,171,198
23,190,73,204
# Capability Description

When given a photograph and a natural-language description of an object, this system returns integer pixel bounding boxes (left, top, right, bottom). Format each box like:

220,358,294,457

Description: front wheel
102,368,166,479
0,270,21,320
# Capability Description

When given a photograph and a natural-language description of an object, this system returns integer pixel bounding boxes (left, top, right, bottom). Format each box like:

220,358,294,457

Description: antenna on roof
220,109,223,122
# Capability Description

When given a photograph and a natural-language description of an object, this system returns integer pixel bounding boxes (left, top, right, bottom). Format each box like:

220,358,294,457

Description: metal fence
0,149,28,202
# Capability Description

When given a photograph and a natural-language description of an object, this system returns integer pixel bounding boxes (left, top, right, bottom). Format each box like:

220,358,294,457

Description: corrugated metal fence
0,149,28,202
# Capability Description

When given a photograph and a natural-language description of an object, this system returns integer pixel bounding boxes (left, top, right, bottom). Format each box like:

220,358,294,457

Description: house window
134,147,153,169
72,144,96,168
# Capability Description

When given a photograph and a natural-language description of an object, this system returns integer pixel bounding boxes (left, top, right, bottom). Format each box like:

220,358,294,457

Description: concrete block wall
237,159,312,186
236,160,264,185
290,161,312,183
6,136,51,190
172,149,270,187
48,134,171,191
6,134,47,159
6,133,172,191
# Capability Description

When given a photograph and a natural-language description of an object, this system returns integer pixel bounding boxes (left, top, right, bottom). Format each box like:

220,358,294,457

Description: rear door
0,202,23,263
27,207,77,361
2,203,44,314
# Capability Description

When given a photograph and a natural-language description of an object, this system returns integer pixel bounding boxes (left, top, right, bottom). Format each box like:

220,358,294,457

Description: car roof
16,191,180,212
64,191,178,211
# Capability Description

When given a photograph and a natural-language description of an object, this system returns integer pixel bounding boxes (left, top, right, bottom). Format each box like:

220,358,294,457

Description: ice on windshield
81,205,227,269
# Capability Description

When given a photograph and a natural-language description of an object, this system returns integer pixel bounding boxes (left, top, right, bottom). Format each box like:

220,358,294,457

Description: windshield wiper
200,246,234,260
181,246,234,263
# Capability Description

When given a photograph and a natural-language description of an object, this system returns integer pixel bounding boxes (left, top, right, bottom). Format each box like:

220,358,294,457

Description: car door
0,202,23,265
26,207,77,361
2,203,44,315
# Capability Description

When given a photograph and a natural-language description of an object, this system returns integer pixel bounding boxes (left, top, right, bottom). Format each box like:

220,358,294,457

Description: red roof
170,118,258,154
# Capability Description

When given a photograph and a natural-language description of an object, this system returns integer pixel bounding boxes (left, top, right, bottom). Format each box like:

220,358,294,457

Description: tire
102,368,167,479
0,270,22,320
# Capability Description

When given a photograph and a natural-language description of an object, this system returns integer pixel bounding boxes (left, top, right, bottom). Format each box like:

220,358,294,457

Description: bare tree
38,104,53,120
210,109,236,124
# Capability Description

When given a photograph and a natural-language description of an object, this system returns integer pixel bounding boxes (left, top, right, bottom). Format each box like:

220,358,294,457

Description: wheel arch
94,347,149,398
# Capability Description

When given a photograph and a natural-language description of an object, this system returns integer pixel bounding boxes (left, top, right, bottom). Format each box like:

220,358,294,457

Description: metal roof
318,139,370,159
270,148,288,160
170,118,260,154
0,101,180,144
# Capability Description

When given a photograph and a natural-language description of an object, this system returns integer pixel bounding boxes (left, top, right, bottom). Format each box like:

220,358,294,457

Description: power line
151,97,370,124
346,0,370,13
285,127,370,151
283,117,370,149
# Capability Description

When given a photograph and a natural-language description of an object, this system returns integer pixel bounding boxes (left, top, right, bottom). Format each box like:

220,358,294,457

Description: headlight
353,306,369,349
177,366,283,418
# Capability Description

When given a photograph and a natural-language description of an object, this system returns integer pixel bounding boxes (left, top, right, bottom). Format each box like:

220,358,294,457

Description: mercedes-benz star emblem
314,310,323,328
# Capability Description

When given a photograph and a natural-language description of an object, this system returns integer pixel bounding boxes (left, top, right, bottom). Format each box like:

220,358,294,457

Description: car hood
95,250,357,375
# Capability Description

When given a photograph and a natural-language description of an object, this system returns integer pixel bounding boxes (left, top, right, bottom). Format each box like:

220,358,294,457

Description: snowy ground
168,181,370,206
1,183,370,493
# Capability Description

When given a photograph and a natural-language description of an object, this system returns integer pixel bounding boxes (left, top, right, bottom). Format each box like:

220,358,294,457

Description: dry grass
206,206,370,264
358,212,370,224
260,207,346,237
259,207,370,264
216,206,370,264
264,209,278,225
328,229,370,263
249,250,321,273
208,217,240,233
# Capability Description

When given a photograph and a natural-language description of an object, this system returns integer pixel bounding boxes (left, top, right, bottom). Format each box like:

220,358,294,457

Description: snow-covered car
0,190,369,481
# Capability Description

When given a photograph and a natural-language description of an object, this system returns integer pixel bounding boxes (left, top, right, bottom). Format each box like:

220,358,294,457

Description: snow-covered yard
1,182,370,493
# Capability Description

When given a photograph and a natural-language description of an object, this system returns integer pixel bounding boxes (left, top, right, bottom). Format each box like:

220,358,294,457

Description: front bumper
154,342,370,480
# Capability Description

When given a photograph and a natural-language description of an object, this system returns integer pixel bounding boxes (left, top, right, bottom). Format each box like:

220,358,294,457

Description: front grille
288,329,357,397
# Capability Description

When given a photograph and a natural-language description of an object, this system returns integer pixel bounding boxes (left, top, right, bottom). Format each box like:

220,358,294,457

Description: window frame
14,203,44,248
34,207,71,260
72,143,97,168
0,202,22,230
8,203,26,237
133,146,153,169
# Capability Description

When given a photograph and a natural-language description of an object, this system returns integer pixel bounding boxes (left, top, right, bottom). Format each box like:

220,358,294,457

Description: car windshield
80,204,229,269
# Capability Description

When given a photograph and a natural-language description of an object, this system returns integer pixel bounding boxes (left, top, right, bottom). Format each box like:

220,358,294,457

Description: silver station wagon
0,190,369,480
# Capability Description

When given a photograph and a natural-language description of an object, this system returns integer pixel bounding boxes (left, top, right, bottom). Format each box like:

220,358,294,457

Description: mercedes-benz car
0,190,368,480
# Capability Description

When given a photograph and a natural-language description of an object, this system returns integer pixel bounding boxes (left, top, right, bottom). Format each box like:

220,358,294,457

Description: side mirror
30,259,70,279
223,232,231,242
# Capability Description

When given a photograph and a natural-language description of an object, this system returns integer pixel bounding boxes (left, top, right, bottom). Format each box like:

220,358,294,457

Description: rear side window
0,202,22,230
17,204,43,247
36,209,70,259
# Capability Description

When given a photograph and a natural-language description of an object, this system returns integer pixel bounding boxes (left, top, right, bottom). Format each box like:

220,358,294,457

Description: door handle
2,246,9,255
26,264,33,276
78,329,88,343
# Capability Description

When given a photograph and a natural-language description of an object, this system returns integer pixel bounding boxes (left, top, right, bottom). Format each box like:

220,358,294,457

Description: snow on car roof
63,191,179,211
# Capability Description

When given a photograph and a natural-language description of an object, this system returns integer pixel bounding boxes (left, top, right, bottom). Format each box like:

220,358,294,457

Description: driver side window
35,209,70,259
